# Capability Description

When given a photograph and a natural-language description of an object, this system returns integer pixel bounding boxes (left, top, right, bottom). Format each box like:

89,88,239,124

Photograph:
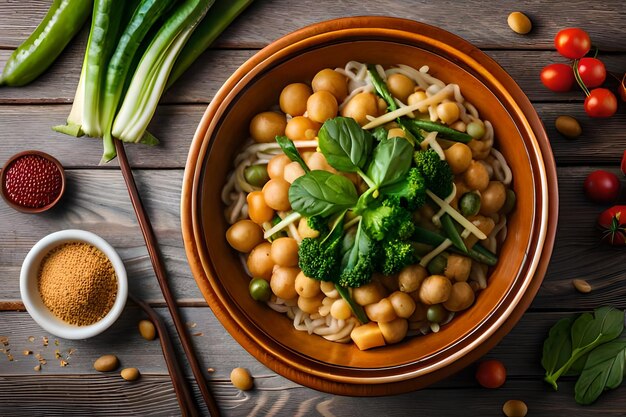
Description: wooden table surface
1,1,625,416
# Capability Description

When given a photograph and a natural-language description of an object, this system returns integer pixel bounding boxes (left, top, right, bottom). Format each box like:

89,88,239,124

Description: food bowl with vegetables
181,17,558,395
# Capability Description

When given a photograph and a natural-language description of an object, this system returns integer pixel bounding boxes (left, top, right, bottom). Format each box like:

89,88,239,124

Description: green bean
466,244,498,266
0,0,92,86
405,119,472,143
413,226,498,266
459,192,481,217
441,214,467,252
244,164,270,187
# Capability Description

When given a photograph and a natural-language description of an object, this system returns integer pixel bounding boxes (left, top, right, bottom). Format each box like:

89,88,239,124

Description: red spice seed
4,155,62,208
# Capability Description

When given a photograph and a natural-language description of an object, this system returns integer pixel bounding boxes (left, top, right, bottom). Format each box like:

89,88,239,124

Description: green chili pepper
405,119,473,143
0,0,92,86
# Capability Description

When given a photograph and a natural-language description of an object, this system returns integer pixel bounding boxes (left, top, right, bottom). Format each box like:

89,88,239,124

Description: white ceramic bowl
20,229,128,339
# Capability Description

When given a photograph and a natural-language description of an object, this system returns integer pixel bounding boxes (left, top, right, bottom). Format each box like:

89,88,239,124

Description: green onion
100,0,176,163
441,213,468,253
112,0,214,143
166,0,253,89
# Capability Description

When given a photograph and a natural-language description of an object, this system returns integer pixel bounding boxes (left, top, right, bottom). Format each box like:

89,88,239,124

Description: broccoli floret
377,239,416,275
339,250,377,288
413,149,453,199
298,237,341,282
362,201,415,241
307,215,328,234
379,168,426,210
337,221,378,288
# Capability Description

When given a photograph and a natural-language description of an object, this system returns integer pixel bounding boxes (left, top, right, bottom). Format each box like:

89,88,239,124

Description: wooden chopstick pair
115,139,220,417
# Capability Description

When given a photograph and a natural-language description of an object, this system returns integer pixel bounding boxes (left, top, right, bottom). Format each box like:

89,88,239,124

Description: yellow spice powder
37,242,117,326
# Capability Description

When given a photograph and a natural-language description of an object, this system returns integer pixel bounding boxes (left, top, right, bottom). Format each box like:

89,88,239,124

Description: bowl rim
0,150,66,214
181,17,559,395
20,229,128,340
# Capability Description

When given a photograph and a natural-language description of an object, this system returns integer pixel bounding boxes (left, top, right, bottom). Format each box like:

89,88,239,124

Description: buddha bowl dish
181,17,558,395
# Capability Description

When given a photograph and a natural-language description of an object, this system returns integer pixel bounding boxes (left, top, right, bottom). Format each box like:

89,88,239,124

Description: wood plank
2,46,624,104
1,0,625,50
1,166,625,308
1,101,624,170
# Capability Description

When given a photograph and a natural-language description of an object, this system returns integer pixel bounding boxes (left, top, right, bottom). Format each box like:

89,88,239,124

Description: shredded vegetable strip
432,184,457,227
419,238,453,267
263,212,302,239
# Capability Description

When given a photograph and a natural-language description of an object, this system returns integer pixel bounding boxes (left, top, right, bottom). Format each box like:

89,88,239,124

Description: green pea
427,304,448,323
244,164,270,187
466,121,485,139
501,189,516,215
427,253,448,275
249,278,271,302
459,192,481,217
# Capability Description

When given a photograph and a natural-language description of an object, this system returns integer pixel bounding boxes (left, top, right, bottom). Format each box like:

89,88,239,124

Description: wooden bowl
181,17,558,395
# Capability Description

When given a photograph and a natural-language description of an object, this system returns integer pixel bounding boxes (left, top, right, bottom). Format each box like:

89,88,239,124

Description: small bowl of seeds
20,230,128,339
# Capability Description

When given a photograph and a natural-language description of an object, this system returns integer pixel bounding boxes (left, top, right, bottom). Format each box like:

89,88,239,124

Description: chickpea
249,111,287,143
387,128,406,139
387,73,416,103
464,160,490,191
270,267,299,300
283,161,305,184
340,92,379,126
311,68,348,101
246,191,274,224
320,280,338,297
307,152,336,173
270,237,299,267
450,120,467,132
226,220,264,253
262,178,291,211
443,282,475,312
230,367,254,391
267,154,291,180
507,11,532,35
480,181,507,215
437,102,460,124
407,90,428,112
279,83,312,116
388,291,416,318
295,271,320,298
378,318,409,344
555,115,582,139
408,301,427,322
419,275,452,305
298,293,325,314
306,90,338,123
353,281,386,306
445,254,472,282
285,116,319,141
377,97,388,115
330,298,352,320
444,143,473,174
464,215,496,249
398,264,428,293
365,298,397,323
376,273,399,292
468,138,491,160
247,242,274,280
297,218,320,239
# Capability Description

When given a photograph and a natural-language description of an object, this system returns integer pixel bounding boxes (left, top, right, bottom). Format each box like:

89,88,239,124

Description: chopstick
129,293,197,417
115,139,221,417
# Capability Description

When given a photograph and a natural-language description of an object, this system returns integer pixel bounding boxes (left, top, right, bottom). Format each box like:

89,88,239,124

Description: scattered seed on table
121,367,140,381
23,350,31,356
230,367,254,391
34,364,41,372
93,354,119,372
28,336,35,343
507,12,532,34
503,399,528,417
42,337,48,347
60,360,69,367
138,319,157,341
573,279,592,293
555,115,582,139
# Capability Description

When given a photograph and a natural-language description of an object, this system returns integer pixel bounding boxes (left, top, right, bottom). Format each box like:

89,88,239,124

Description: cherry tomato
555,28,591,59
577,57,606,88
584,88,618,118
621,150,626,176
584,170,621,203
597,206,626,245
540,63,575,92
475,359,507,388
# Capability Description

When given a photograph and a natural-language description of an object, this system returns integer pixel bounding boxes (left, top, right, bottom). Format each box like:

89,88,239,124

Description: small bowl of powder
20,230,128,339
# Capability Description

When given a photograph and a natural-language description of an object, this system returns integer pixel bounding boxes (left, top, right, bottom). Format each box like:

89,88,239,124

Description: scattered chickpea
507,12,532,35
230,367,254,391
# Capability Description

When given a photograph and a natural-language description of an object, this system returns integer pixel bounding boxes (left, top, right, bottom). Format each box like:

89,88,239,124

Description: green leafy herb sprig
541,306,626,405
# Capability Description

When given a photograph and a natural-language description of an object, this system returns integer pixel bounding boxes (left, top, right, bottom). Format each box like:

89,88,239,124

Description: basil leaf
572,307,624,351
340,219,371,270
574,340,626,405
276,135,310,172
288,170,358,217
318,117,373,172
542,317,575,378
366,137,413,187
